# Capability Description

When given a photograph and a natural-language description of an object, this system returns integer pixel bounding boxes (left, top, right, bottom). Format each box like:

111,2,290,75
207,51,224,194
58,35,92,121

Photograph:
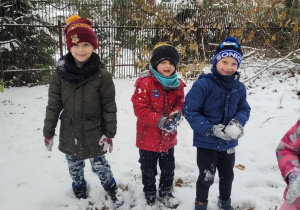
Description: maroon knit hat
64,15,98,51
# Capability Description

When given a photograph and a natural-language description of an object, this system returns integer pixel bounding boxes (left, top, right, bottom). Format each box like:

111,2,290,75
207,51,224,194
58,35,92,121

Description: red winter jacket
131,71,185,152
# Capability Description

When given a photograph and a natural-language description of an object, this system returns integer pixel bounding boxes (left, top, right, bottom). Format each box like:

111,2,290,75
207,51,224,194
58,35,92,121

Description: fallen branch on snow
242,49,300,83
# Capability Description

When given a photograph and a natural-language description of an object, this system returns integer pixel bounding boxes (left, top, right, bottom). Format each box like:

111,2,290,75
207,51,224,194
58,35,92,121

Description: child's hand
287,172,300,204
44,137,54,151
166,112,182,127
210,124,232,141
99,136,113,153
157,112,182,132
224,119,244,139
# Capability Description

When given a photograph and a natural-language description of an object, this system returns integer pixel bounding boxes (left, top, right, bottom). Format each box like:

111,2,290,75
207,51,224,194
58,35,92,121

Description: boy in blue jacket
182,37,251,210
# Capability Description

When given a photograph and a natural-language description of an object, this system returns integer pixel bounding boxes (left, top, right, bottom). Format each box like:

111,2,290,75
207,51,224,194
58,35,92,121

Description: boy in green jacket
43,15,123,208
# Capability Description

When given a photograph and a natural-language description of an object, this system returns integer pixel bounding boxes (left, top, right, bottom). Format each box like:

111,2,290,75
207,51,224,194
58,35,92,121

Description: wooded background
1,0,299,88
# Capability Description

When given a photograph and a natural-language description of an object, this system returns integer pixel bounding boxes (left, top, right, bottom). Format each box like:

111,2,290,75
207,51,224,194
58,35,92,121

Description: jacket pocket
59,113,73,144
85,117,102,133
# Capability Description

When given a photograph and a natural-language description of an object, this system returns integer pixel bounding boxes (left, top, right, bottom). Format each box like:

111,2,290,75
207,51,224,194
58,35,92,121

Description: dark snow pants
66,155,117,191
196,147,235,202
139,147,175,195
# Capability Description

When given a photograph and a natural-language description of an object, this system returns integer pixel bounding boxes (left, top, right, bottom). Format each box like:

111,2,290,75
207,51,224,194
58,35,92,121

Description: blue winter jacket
182,69,251,151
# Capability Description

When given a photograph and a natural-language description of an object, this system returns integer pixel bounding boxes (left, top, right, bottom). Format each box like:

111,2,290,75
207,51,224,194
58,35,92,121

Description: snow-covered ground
1,61,300,210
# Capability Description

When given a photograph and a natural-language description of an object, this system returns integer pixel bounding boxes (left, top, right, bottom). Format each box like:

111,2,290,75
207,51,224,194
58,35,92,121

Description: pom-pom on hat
150,42,179,70
212,36,243,68
64,15,98,51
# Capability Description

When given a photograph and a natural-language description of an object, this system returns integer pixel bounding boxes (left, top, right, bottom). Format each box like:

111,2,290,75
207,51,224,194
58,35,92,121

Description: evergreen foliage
0,0,58,86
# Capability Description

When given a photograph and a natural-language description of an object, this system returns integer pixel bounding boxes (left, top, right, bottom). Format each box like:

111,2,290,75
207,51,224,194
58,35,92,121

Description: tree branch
242,49,300,83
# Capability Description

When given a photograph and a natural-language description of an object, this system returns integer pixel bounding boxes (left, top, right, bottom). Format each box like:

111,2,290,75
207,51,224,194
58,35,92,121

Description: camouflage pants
66,155,116,190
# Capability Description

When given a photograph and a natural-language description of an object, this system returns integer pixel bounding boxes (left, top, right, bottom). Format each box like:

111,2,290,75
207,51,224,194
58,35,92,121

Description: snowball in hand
224,124,241,139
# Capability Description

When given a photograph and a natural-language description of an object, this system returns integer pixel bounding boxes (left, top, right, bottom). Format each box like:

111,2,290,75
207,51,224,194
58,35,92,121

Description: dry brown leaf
155,18,160,25
257,5,263,12
253,18,257,24
189,26,197,32
179,46,186,58
265,38,270,45
285,18,291,27
268,9,272,15
247,31,255,41
293,23,299,32
189,41,198,52
189,20,194,27
199,61,205,70
281,10,287,18
235,28,243,36
235,164,245,170
169,33,173,42
193,57,198,64
175,178,183,187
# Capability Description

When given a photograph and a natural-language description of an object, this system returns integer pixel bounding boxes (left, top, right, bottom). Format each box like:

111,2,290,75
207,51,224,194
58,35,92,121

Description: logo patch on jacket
151,89,160,98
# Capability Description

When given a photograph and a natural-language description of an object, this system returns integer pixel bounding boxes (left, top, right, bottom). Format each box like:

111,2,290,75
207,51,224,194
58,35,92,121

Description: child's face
216,57,238,75
156,60,175,77
70,42,96,67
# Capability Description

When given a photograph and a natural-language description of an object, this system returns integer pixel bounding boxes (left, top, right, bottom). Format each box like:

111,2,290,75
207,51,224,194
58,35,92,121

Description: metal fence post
58,19,63,57
227,22,231,37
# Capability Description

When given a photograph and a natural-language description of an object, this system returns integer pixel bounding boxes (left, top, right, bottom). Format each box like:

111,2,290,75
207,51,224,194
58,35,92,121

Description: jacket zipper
159,90,166,148
224,90,231,124
82,85,85,145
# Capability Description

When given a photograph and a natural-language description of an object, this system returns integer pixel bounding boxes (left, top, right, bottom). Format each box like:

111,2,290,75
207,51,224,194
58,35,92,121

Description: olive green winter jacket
43,63,117,160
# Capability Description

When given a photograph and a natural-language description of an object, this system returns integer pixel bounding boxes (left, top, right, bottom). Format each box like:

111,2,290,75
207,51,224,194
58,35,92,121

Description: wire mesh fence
1,0,299,86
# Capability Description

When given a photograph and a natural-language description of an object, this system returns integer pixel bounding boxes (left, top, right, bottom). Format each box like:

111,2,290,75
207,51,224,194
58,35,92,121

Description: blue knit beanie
212,37,243,69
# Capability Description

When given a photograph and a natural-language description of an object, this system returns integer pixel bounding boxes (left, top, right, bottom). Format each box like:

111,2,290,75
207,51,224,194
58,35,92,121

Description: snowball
224,124,240,139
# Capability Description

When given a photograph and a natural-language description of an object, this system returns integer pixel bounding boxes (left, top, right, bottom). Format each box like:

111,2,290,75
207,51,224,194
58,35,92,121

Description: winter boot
107,187,124,208
195,200,208,210
72,181,88,199
217,197,234,210
159,189,179,209
145,191,157,206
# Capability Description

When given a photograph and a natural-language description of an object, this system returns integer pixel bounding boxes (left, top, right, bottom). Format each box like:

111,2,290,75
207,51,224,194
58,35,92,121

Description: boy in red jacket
131,42,185,208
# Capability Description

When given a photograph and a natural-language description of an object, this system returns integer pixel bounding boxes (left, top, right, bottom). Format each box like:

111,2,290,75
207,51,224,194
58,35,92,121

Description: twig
278,95,284,108
242,49,300,83
261,112,293,125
